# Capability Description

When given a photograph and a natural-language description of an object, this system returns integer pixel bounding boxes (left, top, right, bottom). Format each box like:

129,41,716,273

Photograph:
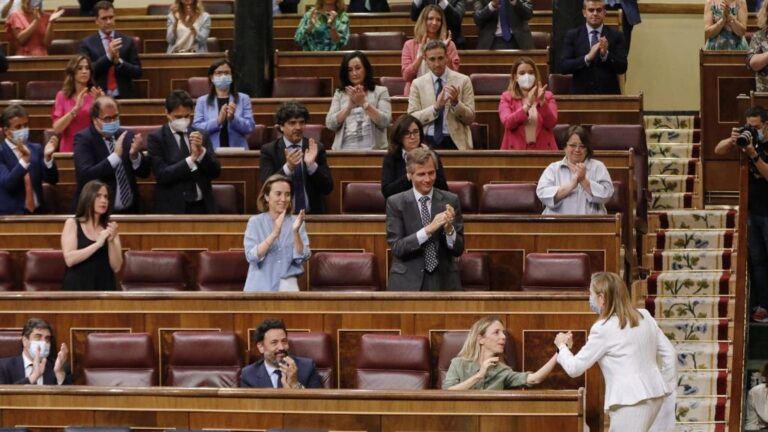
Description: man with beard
240,319,323,389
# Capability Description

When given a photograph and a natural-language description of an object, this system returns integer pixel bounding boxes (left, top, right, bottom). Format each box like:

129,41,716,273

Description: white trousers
608,395,666,432
278,277,299,291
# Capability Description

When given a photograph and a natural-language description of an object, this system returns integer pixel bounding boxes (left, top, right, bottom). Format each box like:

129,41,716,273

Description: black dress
62,221,116,290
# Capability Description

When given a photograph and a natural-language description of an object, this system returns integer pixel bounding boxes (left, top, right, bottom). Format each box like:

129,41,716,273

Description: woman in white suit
554,272,677,432
192,59,255,150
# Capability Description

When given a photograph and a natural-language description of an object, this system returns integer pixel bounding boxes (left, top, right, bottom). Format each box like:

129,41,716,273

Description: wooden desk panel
0,387,586,432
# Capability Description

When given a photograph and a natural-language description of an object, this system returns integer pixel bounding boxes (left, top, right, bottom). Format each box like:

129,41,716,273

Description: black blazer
0,141,58,215
240,357,323,388
559,25,627,95
79,31,142,98
147,125,221,214
259,137,334,214
73,125,151,212
347,0,391,12
278,0,300,13
473,0,533,49
411,0,466,48
0,355,72,385
380,152,449,199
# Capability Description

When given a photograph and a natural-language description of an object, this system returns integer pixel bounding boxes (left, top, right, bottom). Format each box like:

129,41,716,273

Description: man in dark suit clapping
0,318,71,385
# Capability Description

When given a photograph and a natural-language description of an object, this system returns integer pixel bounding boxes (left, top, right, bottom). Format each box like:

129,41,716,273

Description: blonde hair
314,0,347,12
456,316,509,368
591,272,642,329
759,0,768,29
256,174,293,214
506,57,542,99
413,5,448,42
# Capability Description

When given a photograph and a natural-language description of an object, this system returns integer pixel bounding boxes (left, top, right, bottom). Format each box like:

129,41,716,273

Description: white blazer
557,309,677,411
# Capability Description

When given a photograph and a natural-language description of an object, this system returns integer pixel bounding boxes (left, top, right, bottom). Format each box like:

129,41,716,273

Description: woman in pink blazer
401,4,460,96
498,57,558,151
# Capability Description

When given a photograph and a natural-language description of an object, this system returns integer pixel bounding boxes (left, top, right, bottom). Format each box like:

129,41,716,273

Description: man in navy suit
0,104,59,215
560,0,628,95
603,0,640,52
240,319,323,389
0,318,71,385
73,96,151,213
78,1,142,99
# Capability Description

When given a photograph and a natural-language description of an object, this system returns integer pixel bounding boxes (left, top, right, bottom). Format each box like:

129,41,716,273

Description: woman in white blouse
536,125,613,215
746,364,768,431
166,0,211,53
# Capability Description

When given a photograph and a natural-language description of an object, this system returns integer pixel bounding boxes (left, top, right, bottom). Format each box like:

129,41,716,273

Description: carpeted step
644,271,733,296
649,250,734,271
649,230,736,251
647,128,696,144
676,396,728,422
649,210,738,230
677,370,729,396
646,296,730,319
649,143,701,159
649,175,696,193
644,115,696,130
651,192,694,210
649,158,698,176
658,318,729,342
673,341,730,370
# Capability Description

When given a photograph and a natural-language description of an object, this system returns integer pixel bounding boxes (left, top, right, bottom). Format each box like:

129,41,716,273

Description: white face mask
28,340,50,359
170,118,190,133
517,73,536,90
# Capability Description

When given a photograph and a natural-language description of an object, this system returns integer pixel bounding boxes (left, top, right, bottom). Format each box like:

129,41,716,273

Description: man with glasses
73,95,150,213
559,0,627,95
79,1,142,98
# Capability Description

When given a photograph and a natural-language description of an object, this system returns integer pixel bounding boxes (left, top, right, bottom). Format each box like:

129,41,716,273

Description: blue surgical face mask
589,294,601,315
29,0,42,8
212,75,232,91
28,340,50,359
11,128,29,144
759,129,765,143
101,120,120,137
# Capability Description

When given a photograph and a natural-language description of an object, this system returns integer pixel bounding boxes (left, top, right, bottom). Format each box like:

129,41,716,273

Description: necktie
419,196,438,273
590,30,599,47
107,137,133,209
105,34,118,92
274,369,283,388
434,78,444,145
290,146,307,212
499,0,512,42
177,132,190,157
23,173,34,213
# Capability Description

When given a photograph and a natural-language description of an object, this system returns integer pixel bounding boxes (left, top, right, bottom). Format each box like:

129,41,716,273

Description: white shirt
412,187,456,248
263,361,282,388
746,384,768,430
584,24,609,65
536,157,614,215
22,351,43,385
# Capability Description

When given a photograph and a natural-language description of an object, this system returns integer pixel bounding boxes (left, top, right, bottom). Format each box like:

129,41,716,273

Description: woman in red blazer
498,57,558,151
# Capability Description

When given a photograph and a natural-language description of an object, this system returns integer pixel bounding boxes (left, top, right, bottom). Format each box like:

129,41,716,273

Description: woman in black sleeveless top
61,180,122,290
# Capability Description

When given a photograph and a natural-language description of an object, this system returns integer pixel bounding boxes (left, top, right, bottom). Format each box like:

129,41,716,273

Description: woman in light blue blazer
193,59,255,150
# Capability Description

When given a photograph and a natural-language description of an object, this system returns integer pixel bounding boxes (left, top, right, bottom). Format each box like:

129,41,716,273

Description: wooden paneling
0,387,585,432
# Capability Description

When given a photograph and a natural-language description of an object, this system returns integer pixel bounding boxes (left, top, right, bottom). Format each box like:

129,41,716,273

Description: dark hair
206,59,236,105
275,101,310,125
2,104,27,128
405,146,438,174
93,0,114,14
90,96,117,120
388,114,423,154
746,106,768,122
338,51,376,92
75,180,111,227
63,55,94,99
423,39,447,54
255,319,287,343
22,318,52,338
567,125,594,159
257,174,293,213
165,89,194,112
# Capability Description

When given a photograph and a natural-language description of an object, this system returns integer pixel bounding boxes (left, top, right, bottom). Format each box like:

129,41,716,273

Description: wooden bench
0,386,587,431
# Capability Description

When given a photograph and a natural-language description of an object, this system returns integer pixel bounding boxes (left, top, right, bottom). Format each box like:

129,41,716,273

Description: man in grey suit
474,0,534,49
386,147,464,291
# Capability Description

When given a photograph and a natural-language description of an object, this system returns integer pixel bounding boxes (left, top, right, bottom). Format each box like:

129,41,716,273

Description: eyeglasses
586,7,604,12
403,130,420,138
99,114,120,122
567,143,586,150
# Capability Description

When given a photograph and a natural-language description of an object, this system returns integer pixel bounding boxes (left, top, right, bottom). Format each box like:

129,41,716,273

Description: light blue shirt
243,212,311,292
536,157,614,215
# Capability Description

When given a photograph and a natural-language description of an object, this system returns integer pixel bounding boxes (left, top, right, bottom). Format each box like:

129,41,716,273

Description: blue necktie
274,369,283,388
590,30,599,47
107,137,133,209
290,145,307,213
434,78,444,145
419,196,438,272
499,0,512,42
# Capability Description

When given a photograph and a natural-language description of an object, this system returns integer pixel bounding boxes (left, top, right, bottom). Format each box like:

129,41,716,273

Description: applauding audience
52,55,104,153
402,5,460,96
410,0,466,48
748,0,768,91
704,0,747,50
5,0,64,55
61,179,122,290
499,57,558,151
294,0,350,51
166,0,211,53
473,0,534,49
326,51,391,150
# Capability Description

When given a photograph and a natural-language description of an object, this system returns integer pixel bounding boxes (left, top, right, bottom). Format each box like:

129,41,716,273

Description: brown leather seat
272,78,329,98
531,31,551,49
120,251,187,291
0,81,17,99
470,122,488,150
379,76,406,97
309,252,379,291
212,184,239,214
187,77,209,99
0,251,12,291
480,183,542,213
342,182,385,214
288,331,334,388
360,32,407,50
345,33,361,50
24,81,61,100
521,253,591,291
167,331,242,388
246,124,271,150
435,330,516,389
196,251,248,291
23,250,66,291
202,0,234,14
59,6,80,16
605,180,624,215
206,37,221,52
48,39,79,55
553,123,571,149
469,73,509,96
355,334,430,389
447,181,477,213
146,4,169,15
458,252,490,291
548,74,573,95
82,332,157,386
0,330,22,358
126,125,160,151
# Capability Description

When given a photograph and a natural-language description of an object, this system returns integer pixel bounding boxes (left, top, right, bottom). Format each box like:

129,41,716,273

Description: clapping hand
44,135,59,162
478,356,499,378
227,102,236,121
113,131,127,157
53,343,69,379
50,8,65,22
292,209,305,232
106,221,119,242
16,141,30,164
327,10,337,24
273,209,287,235
598,36,609,56
284,147,302,171
525,84,538,108
304,138,319,166
443,30,453,45
129,133,143,160
189,131,204,159
536,84,548,105
443,204,456,232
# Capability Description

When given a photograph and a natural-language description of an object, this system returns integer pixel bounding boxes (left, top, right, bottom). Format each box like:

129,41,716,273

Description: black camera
737,125,760,147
